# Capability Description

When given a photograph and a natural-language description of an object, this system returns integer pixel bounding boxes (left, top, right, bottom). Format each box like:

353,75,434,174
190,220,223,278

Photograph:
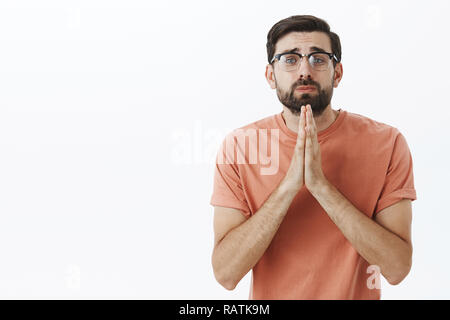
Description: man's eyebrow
279,47,299,54
310,46,328,53
277,46,329,55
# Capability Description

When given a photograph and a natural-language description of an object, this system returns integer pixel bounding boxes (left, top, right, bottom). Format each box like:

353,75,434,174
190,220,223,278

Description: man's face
266,31,342,116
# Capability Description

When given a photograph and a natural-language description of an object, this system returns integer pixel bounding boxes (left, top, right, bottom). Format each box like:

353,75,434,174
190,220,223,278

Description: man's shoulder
224,113,279,139
344,110,400,139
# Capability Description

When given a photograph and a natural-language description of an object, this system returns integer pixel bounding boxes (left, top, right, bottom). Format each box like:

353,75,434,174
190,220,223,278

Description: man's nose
297,56,313,79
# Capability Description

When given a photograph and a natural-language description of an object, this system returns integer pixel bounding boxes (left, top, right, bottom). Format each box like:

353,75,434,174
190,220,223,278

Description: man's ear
333,62,343,88
265,64,277,89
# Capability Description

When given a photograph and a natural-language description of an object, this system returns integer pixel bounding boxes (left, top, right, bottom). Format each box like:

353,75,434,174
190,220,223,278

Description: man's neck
281,105,339,134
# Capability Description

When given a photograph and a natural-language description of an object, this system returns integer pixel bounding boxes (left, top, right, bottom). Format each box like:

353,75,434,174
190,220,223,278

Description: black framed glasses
270,51,339,71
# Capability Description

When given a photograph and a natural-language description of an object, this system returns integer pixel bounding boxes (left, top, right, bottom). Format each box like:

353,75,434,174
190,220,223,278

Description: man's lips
295,85,316,92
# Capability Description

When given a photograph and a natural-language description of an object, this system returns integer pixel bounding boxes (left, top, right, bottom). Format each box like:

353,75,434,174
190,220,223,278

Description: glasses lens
279,54,300,71
278,53,332,71
308,53,331,70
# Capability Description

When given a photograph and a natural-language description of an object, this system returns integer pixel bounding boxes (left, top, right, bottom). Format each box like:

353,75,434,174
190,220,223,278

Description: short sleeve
374,132,417,216
210,135,251,218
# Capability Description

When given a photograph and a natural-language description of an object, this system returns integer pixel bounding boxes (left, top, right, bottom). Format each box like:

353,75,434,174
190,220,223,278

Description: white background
0,0,448,299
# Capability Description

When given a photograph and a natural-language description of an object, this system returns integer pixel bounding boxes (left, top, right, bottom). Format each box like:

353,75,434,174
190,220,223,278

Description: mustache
292,79,321,91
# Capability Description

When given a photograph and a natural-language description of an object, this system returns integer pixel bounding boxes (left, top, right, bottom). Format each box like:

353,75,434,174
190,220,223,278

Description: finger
305,105,312,137
307,105,316,132
296,106,306,147
306,108,318,154
305,108,312,150
299,105,306,133
306,105,320,154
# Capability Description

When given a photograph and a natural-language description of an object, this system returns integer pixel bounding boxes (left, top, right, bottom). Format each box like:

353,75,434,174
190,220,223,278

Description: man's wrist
307,176,330,197
279,177,302,198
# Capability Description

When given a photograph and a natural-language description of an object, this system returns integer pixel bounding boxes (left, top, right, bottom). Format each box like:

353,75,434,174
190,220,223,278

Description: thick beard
276,78,333,116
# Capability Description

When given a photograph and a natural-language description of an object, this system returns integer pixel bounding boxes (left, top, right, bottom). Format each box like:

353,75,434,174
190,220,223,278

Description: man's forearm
309,179,412,285
212,178,298,290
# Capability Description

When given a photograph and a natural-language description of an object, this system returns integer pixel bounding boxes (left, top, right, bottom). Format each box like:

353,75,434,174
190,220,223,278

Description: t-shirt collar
275,108,347,142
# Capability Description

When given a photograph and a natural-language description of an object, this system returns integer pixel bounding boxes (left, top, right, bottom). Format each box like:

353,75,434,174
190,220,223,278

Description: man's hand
283,104,327,194
283,105,306,193
304,104,327,192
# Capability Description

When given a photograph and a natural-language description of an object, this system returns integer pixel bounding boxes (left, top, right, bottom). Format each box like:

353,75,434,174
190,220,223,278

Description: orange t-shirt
210,108,417,300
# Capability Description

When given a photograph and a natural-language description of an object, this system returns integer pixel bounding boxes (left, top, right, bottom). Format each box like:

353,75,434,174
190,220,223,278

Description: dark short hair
266,15,342,66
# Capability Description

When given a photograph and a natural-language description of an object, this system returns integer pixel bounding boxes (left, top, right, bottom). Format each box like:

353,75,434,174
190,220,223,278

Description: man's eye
283,56,298,64
311,54,329,65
